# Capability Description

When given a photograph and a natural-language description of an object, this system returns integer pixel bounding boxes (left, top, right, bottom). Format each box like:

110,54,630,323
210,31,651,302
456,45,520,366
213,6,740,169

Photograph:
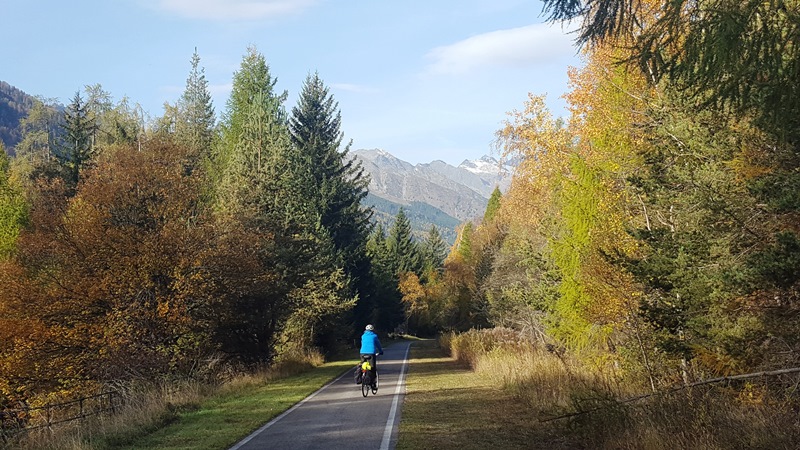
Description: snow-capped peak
458,155,505,175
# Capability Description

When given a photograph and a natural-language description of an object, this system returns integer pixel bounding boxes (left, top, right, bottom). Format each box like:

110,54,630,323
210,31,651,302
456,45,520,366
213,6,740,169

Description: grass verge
9,354,355,450
397,339,574,450
423,329,800,450
107,360,353,450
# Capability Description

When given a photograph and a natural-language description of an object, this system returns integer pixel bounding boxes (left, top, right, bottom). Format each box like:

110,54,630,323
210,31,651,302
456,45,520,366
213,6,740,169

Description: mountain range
353,149,514,243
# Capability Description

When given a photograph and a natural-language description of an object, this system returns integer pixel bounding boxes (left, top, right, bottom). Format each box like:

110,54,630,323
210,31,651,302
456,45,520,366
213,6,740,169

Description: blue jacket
360,330,383,355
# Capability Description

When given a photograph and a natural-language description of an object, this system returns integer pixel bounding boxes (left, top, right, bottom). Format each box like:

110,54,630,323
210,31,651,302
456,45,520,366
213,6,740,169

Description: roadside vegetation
9,351,354,450
397,1,800,447
403,329,799,450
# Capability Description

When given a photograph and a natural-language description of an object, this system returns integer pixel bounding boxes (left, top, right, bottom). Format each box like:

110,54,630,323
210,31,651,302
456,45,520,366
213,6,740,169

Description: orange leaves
0,140,223,397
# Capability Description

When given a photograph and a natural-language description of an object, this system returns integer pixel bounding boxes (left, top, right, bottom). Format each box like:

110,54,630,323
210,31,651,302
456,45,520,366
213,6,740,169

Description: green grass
106,361,353,450
397,339,572,450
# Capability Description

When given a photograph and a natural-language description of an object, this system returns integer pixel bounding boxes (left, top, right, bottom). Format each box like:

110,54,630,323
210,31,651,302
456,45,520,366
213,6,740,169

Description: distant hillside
0,81,36,154
364,193,460,244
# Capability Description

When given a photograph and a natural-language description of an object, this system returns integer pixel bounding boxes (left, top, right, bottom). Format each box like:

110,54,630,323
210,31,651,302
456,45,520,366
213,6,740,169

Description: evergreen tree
363,221,404,333
483,186,502,223
421,225,447,272
289,72,372,259
288,72,375,339
212,47,355,359
387,208,420,275
58,91,97,188
176,49,216,155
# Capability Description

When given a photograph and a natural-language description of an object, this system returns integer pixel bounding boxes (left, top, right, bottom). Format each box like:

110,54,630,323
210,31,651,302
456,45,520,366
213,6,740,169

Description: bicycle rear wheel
361,373,370,397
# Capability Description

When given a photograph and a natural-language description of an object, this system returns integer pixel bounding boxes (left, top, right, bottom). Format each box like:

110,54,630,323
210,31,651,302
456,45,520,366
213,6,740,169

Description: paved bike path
230,342,411,450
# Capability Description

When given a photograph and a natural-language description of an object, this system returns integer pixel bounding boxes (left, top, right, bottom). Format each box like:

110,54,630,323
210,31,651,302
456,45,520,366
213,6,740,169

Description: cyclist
360,324,383,387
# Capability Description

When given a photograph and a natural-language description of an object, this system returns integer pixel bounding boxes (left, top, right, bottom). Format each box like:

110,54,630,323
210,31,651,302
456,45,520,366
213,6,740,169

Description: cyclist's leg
371,355,378,386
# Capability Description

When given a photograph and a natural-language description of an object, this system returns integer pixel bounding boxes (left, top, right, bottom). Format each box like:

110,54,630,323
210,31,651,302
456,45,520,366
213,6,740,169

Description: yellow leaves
489,32,651,349
399,272,426,314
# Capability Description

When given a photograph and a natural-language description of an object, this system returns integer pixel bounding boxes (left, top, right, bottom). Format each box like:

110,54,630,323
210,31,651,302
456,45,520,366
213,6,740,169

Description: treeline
405,0,800,390
0,81,37,153
0,47,430,406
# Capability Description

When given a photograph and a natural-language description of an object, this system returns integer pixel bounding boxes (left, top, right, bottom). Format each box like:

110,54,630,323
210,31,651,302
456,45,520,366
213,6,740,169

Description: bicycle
359,354,379,397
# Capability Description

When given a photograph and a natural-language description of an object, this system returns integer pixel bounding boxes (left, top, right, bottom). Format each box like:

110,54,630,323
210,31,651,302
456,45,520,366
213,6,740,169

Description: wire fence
0,391,122,442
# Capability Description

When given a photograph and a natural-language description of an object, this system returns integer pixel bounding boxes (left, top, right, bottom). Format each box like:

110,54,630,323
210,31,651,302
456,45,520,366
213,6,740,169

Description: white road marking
380,343,411,450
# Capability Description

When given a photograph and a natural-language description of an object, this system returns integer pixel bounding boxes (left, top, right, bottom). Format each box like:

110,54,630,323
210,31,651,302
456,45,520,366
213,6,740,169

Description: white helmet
365,324,374,331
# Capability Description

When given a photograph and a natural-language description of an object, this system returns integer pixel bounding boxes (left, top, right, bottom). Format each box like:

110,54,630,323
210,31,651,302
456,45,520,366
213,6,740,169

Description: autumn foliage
432,0,800,396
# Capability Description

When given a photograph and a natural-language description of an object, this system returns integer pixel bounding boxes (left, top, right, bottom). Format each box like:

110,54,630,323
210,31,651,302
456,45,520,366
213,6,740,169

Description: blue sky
5,0,581,165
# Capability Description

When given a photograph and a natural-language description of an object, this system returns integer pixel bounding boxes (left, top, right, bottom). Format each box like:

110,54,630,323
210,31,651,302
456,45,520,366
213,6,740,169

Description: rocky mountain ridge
352,149,515,243
353,148,512,222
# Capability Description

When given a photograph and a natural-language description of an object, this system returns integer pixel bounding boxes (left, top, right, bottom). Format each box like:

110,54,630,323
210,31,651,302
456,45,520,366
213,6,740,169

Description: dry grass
6,348,331,450
397,339,570,450
438,328,800,450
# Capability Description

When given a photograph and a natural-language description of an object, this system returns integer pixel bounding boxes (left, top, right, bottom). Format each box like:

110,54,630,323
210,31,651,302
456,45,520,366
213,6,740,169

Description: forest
0,47,452,411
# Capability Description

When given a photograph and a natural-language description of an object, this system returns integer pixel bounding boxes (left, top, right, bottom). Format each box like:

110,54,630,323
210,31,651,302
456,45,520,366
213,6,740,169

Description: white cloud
425,22,579,75
151,0,317,21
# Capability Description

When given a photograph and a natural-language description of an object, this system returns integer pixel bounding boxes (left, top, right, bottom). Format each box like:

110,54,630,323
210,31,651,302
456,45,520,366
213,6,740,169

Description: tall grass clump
6,349,327,450
442,328,800,449
445,328,623,417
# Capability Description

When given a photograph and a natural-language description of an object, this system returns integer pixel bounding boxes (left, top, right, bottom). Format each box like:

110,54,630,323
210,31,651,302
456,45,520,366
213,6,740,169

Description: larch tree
212,47,356,359
0,144,27,259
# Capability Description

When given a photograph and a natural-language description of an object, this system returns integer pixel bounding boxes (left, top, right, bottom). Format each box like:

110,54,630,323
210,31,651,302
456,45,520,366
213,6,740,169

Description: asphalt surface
230,341,412,450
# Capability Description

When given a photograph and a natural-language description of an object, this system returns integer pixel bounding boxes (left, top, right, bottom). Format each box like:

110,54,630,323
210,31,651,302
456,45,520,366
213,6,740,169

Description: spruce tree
59,91,97,188
176,49,216,155
212,47,355,359
288,72,372,259
421,225,448,272
387,208,420,275
288,72,375,337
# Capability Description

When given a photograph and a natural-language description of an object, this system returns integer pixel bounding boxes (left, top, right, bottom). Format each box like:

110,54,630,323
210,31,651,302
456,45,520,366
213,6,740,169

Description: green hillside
0,81,36,154
364,193,460,244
